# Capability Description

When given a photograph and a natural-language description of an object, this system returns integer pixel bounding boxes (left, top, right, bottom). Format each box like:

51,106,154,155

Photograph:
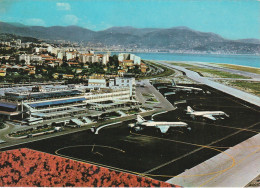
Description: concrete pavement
151,60,260,187
136,79,175,111
166,132,260,187
156,61,260,107
193,61,260,79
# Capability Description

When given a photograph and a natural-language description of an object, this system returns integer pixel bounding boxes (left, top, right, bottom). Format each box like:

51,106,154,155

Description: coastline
158,60,260,69
145,59,260,69
95,51,260,56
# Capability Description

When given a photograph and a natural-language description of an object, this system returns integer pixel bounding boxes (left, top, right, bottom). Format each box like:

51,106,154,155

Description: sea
107,52,260,68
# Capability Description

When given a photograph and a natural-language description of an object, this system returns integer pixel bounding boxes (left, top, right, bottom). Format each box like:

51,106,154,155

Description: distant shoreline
153,60,260,69
94,51,260,57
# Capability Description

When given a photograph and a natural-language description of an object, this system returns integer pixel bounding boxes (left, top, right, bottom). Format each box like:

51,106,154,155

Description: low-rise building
19,54,30,65
0,70,6,77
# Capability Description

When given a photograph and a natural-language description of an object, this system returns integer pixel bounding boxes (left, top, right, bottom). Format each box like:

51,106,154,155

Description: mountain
0,21,259,54
0,33,41,43
235,38,260,45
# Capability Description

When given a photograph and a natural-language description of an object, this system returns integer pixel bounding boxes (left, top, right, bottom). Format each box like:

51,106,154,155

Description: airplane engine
134,126,142,132
128,123,135,128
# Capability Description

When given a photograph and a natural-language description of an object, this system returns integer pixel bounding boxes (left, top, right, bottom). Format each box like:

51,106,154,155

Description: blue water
110,53,260,68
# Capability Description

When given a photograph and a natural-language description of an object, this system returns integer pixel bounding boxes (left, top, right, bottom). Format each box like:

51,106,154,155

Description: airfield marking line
54,152,152,179
1,147,149,179
193,104,248,109
180,118,260,134
199,84,260,113
198,147,260,187
55,134,236,179
139,121,260,175
55,144,126,154
134,132,236,177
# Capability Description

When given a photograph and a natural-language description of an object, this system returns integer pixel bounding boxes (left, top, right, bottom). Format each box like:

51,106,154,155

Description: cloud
25,18,45,26
56,2,71,10
63,14,79,25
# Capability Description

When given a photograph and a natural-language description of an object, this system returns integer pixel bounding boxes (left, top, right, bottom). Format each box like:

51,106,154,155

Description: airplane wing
157,126,170,133
203,115,216,120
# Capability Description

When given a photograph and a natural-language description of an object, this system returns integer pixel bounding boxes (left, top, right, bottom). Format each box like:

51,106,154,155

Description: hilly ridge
0,21,259,54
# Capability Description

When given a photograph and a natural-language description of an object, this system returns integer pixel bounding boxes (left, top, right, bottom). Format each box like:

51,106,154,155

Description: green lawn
142,93,154,97
228,81,260,96
139,61,175,79
124,109,140,114
10,126,55,137
188,68,251,79
217,64,260,74
0,122,5,129
146,97,159,103
170,62,199,68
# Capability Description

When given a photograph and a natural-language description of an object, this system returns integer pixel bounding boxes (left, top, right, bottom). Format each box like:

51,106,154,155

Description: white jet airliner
186,106,229,120
129,115,188,133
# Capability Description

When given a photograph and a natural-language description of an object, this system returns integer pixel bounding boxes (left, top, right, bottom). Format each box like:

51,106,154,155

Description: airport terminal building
0,77,138,125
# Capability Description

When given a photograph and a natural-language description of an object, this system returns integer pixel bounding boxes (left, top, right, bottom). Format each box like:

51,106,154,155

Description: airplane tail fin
224,113,230,117
137,115,146,123
187,106,194,113
172,79,176,87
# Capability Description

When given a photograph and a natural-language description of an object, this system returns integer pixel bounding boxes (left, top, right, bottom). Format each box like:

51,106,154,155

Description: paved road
136,79,175,111
155,61,260,107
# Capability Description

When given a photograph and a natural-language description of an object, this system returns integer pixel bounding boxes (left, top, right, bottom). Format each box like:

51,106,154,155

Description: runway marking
53,132,236,180
52,121,260,180
136,132,236,176
199,85,260,113
54,150,152,179
198,147,260,187
179,118,260,134
55,144,126,154
193,104,248,109
139,121,259,176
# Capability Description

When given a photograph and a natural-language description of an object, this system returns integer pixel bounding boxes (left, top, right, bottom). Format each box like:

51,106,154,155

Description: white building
115,77,136,98
47,46,53,53
88,78,107,88
118,53,141,65
19,54,30,65
16,39,21,46
30,55,42,62
102,54,110,65
65,51,78,60
130,54,141,65
57,52,64,60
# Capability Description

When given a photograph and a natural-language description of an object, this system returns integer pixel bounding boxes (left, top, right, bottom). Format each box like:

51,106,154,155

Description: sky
0,0,259,39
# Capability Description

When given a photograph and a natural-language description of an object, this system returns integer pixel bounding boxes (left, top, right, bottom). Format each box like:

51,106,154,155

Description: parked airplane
170,79,203,92
129,115,188,133
186,106,229,120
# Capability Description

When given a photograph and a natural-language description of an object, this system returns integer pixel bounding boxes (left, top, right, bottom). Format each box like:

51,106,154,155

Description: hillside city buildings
0,38,145,125
0,38,147,80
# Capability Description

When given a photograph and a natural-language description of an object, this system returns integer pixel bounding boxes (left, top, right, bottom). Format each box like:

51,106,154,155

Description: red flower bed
0,148,178,187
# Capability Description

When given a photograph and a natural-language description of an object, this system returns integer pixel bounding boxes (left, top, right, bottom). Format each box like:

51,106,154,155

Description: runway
155,61,260,107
